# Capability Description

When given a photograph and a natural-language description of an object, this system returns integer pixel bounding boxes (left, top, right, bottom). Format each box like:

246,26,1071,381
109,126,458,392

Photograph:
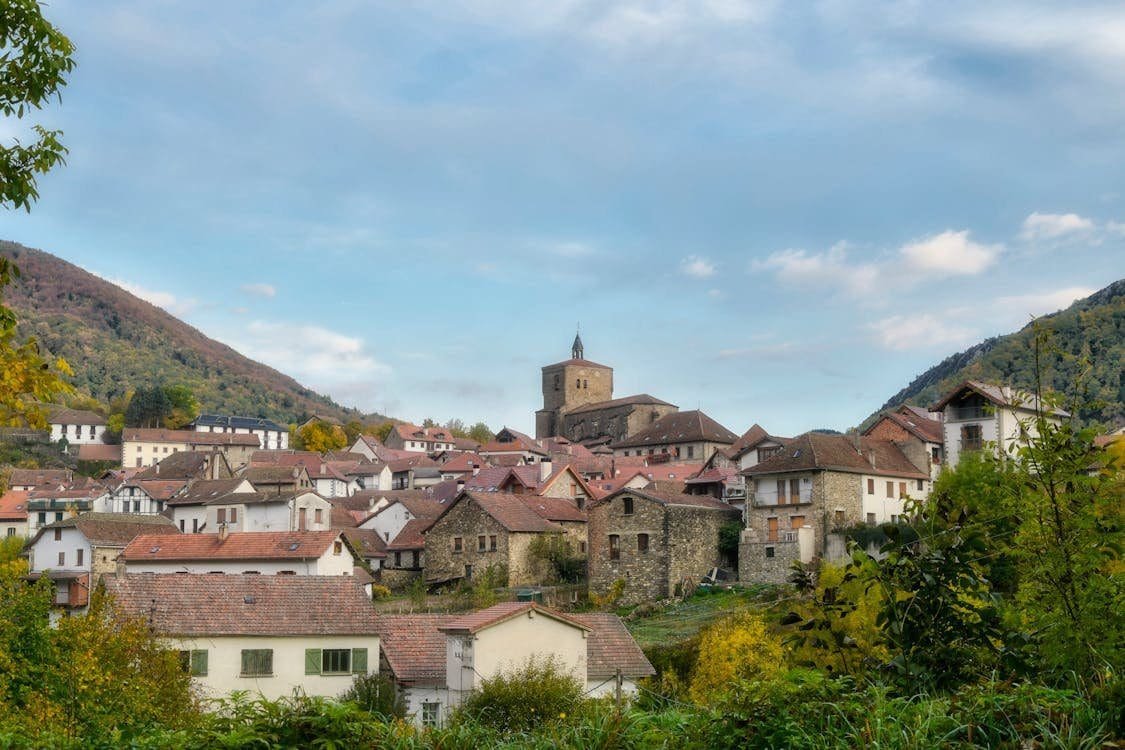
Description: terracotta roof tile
46,406,107,425
574,613,656,679
33,512,178,546
439,601,591,635
8,468,71,487
76,444,122,462
0,490,29,521
377,614,455,685
122,530,343,562
742,433,928,479
104,573,379,636
863,410,944,444
123,428,259,446
611,410,738,449
385,517,437,551
166,479,254,507
600,487,739,513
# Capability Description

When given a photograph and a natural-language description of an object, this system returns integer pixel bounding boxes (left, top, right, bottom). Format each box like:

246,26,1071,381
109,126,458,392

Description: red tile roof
123,428,259,446
8,468,71,488
439,453,485,473
167,479,256,507
609,487,739,513
0,490,29,521
574,612,656,678
728,423,789,459
863,410,944,444
377,614,455,685
104,574,379,636
742,433,928,480
439,601,591,635
440,492,567,533
127,479,189,501
385,517,437,551
564,393,675,416
32,513,178,547
122,530,344,562
612,410,738,449
76,444,122,462
46,406,107,425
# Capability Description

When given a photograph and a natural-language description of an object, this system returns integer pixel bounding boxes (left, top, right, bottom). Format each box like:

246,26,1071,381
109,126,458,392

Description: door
767,517,779,542
298,507,307,531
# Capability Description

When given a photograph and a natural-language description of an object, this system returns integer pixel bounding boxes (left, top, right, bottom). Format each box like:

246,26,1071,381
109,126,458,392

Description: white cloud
1020,212,1096,241
707,288,724,299
995,286,1097,318
681,255,716,278
900,230,1000,275
93,272,198,316
240,282,277,297
234,320,389,381
1105,220,1125,236
753,242,879,296
869,314,976,351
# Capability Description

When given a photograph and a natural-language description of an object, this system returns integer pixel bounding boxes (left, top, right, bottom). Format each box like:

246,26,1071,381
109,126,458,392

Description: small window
637,533,649,553
867,478,875,495
489,535,497,552
76,549,83,566
579,541,587,554
608,534,620,561
834,510,845,526
686,446,694,458
916,479,924,491
453,537,463,554
314,509,323,524
217,509,226,524
58,551,65,566
333,541,343,555
477,535,487,552
422,701,440,728
179,649,208,676
866,512,876,526
765,546,775,558
53,528,62,541
230,508,238,523
240,649,273,677
622,497,634,516
885,481,894,499
899,482,907,498
321,648,351,674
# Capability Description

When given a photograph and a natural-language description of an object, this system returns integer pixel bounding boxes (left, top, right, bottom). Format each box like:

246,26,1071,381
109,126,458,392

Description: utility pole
614,668,623,713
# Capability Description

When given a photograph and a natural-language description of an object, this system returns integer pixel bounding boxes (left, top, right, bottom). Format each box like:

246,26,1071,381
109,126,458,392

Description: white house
204,490,334,534
190,414,289,450
25,513,179,616
120,529,356,575
26,482,111,536
728,424,790,471
378,602,654,727
164,478,258,534
384,424,457,454
103,574,380,700
104,479,188,515
359,492,445,546
47,407,107,446
0,489,29,538
7,468,72,492
930,381,1068,469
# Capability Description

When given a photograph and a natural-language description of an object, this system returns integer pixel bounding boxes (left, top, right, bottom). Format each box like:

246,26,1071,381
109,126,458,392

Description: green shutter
305,648,322,675
351,648,368,674
191,649,208,676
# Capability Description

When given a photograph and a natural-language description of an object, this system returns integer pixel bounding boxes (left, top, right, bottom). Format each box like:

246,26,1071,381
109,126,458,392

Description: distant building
121,529,355,576
122,428,260,468
0,489,29,538
384,424,456,454
190,414,289,450
610,410,739,463
47,407,107,446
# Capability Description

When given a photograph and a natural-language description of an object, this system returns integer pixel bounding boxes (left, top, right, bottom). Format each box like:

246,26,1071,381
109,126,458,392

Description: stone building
610,410,738,462
534,333,678,445
587,488,739,605
423,491,586,587
739,432,931,583
862,405,945,480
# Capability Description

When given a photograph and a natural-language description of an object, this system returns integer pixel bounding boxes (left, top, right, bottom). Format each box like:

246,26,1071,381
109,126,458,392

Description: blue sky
2,0,1123,436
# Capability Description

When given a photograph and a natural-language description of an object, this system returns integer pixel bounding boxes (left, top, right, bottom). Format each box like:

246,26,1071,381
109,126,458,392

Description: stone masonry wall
745,471,864,560
587,493,669,605
423,498,511,585
666,504,739,592
739,539,799,584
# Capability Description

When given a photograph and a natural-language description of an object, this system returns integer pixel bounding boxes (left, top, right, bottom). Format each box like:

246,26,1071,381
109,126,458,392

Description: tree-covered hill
1,241,385,426
877,279,1124,428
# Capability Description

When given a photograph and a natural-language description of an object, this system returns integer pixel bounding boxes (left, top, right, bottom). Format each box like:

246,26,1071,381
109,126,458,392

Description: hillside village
1,332,1108,728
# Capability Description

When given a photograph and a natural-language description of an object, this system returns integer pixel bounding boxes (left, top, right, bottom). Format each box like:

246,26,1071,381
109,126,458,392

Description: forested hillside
878,279,1124,427
0,241,383,425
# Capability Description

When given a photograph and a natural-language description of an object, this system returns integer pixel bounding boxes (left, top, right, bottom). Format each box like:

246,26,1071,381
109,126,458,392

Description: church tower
535,331,613,439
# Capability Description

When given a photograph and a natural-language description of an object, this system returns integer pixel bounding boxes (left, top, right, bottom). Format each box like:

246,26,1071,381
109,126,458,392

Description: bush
453,656,584,731
369,584,392,601
689,612,785,704
339,672,406,719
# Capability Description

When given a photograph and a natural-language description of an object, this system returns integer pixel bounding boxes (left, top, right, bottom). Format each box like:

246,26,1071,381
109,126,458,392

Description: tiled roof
0,490,29,520
392,424,454,443
728,423,789,459
479,439,547,455
385,517,437,551
542,357,612,370
47,406,107,425
127,479,189,501
8,468,71,487
33,512,178,546
518,495,587,523
611,410,738,449
606,487,739,513
564,394,676,416
191,414,285,432
249,450,324,474
439,453,485,473
684,466,738,485
243,465,306,485
123,530,343,561
202,490,313,506
451,437,481,451
377,614,455,685
341,528,387,559
166,479,253,507
446,492,567,533
104,574,379,636
462,466,516,492
929,380,1070,417
123,428,259,446
742,433,928,479
135,452,213,480
574,613,656,679
388,455,439,473
76,444,122,462
439,601,591,635
863,410,944,444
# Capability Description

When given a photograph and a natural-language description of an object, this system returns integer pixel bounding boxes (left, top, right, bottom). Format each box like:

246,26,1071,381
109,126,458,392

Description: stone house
587,488,740,606
104,574,380,700
610,410,738,463
862,405,945,480
739,432,932,583
423,490,586,587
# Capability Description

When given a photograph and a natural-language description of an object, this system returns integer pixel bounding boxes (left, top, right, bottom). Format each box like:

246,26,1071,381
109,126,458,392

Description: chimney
456,478,465,491
539,460,553,483
218,522,229,541
867,450,876,469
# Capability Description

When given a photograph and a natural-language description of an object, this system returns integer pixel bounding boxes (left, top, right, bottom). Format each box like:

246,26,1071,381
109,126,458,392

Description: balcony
751,488,813,508
946,406,989,422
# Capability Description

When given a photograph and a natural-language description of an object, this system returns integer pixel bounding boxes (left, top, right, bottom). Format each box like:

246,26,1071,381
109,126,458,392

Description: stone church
535,333,678,446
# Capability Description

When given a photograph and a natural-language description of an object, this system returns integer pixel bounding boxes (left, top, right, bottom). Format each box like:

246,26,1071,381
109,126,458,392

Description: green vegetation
454,656,585,731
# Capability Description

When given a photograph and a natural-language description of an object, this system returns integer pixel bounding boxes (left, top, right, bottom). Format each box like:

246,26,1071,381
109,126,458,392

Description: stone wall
739,539,799,584
588,492,669,605
423,498,512,584
745,470,864,560
379,567,422,589
665,504,739,592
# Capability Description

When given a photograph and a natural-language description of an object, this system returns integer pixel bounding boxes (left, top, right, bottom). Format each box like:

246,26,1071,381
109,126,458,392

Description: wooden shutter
351,648,368,674
191,649,208,676
305,648,322,675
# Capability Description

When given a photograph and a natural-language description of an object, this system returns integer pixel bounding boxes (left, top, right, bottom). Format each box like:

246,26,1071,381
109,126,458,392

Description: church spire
571,327,584,360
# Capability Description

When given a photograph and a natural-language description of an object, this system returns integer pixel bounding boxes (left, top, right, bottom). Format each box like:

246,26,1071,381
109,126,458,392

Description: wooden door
767,517,779,542
298,507,307,531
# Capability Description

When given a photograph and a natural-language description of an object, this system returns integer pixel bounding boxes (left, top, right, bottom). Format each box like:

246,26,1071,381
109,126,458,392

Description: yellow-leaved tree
689,611,786,704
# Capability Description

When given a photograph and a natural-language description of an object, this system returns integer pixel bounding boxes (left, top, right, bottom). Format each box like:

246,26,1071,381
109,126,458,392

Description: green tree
124,385,172,428
344,420,363,444
298,420,347,453
467,421,494,445
162,384,198,429
1,0,76,211
371,421,394,443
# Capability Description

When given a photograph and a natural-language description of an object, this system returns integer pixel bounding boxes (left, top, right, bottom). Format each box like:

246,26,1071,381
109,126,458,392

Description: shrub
689,612,785,704
369,584,392,601
453,656,584,732
339,672,405,719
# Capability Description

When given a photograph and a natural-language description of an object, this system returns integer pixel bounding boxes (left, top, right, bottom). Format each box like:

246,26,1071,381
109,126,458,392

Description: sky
2,0,1123,437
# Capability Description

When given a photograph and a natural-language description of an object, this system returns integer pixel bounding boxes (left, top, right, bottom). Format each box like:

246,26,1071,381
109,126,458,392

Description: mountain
876,279,1125,428
1,241,385,426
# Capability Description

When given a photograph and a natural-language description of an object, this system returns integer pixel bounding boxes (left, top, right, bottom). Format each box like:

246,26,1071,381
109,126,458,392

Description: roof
76,444,122,462
602,487,739,513
574,613,656,679
684,466,738,485
385,517,438,551
388,455,439,473
862,409,944,444
377,614,455,685
438,601,591,635
122,530,343,562
928,380,1070,417
135,452,214,480
104,574,379,636
564,394,676,416
392,424,455,444
518,494,588,523
439,453,485,473
479,434,547,456
728,423,789,459
165,479,253,507
202,490,316,506
123,428,260,446
542,357,612,370
32,513,178,547
243,465,307,485
191,414,285,432
125,479,189,501
611,410,738,449
436,491,571,533
340,528,387,559
8,468,71,487
47,406,107,426
0,490,29,521
742,433,929,480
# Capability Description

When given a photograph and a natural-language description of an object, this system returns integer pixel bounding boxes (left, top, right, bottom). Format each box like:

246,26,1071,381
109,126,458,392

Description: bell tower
535,332,613,439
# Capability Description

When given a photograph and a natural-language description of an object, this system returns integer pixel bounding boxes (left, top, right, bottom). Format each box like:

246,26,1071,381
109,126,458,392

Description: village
0,332,1079,728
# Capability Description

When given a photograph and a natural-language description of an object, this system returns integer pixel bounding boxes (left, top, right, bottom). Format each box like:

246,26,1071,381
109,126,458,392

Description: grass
625,586,777,648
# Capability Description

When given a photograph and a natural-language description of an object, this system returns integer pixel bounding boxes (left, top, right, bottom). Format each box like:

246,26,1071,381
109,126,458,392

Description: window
637,533,649,553
240,649,273,677
608,534,620,560
776,479,787,504
321,648,351,674
192,518,199,533
333,541,343,555
866,512,876,526
453,537,463,554
179,649,208,676
5,529,12,537
765,546,775,558
885,481,894,498
57,551,65,566
961,424,983,452
53,528,62,541
394,552,402,567
867,478,875,495
790,515,805,529
314,509,322,524
422,701,440,728
217,509,226,524
622,497,634,515
834,510,845,526
899,482,907,498
583,379,588,389
76,549,83,566
931,445,941,464
578,541,586,554
790,478,800,503
576,378,581,389
478,535,487,552
230,508,237,523
489,535,497,552
179,519,185,532
916,479,924,491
